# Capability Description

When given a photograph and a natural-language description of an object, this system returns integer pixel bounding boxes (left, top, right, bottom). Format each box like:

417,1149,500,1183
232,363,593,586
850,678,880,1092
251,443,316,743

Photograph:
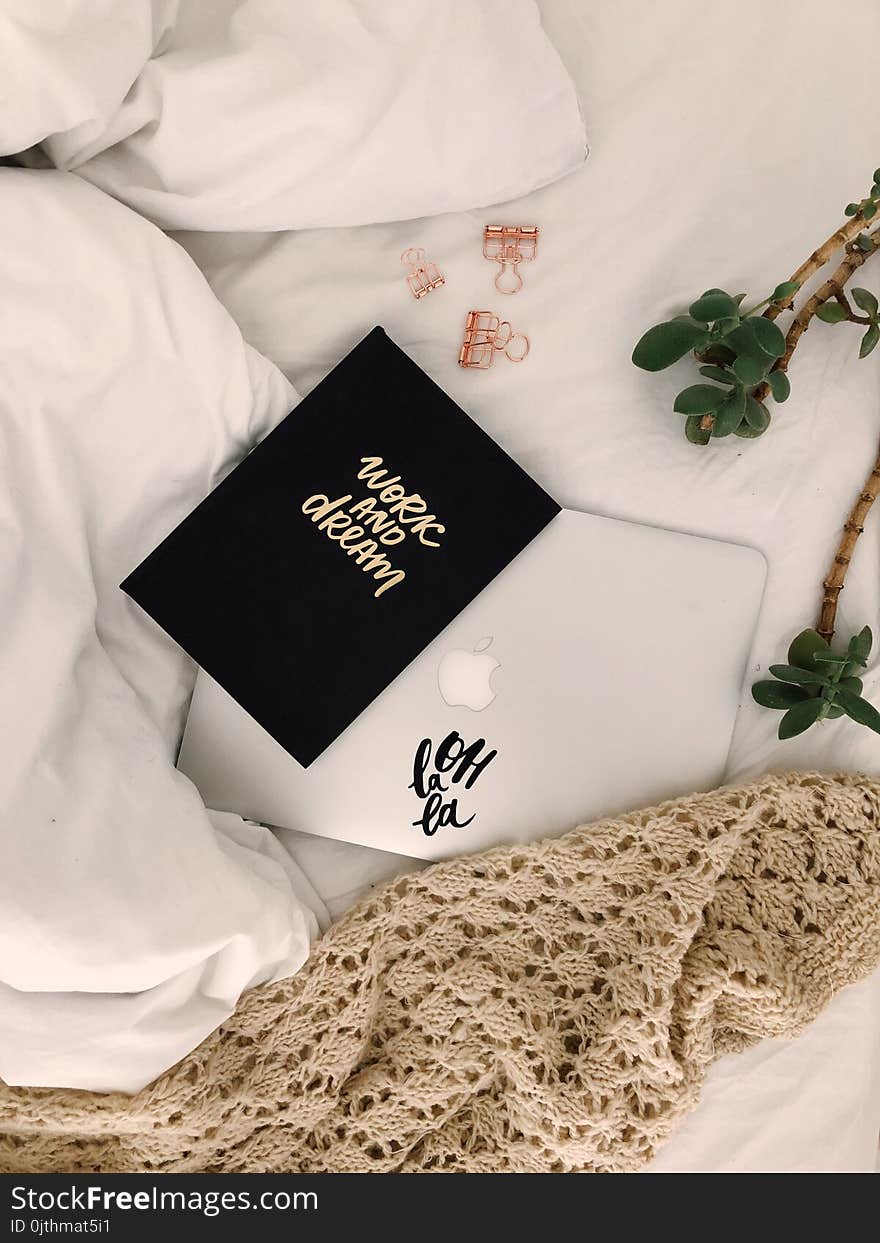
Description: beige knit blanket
2,770,879,1174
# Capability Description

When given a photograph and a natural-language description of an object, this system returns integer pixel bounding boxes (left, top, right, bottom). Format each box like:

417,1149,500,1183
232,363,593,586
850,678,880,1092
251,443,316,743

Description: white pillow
45,0,587,230
0,168,324,1092
0,0,178,156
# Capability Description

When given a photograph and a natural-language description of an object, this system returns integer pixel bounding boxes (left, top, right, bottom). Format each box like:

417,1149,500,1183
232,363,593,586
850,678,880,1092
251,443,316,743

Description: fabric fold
0,168,324,1094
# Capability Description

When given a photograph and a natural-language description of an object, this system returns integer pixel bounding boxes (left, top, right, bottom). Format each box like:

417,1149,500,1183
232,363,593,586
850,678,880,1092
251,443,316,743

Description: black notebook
122,328,560,766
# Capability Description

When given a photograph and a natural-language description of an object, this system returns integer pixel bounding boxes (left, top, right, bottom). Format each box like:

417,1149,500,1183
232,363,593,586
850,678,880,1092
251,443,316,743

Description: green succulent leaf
711,386,747,437
857,234,875,253
812,650,850,666
732,353,766,385
787,628,830,671
851,287,879,316
734,418,766,438
863,202,877,220
699,344,737,366
845,202,860,217
743,395,771,433
839,675,864,695
632,319,708,371
768,664,828,686
848,625,872,664
698,365,736,384
860,323,879,358
834,688,880,733
724,323,765,358
767,370,791,402
673,384,726,415
689,292,741,322
751,680,809,709
771,280,800,301
746,316,787,357
778,696,825,739
816,301,848,323
874,169,880,184
684,415,711,445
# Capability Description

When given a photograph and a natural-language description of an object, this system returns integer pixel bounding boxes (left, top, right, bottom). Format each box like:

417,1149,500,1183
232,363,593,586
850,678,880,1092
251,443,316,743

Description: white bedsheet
175,0,880,1170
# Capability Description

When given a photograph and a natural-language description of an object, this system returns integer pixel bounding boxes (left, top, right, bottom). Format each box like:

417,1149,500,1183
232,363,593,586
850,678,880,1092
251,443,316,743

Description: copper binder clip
458,310,530,369
401,247,445,299
483,225,539,294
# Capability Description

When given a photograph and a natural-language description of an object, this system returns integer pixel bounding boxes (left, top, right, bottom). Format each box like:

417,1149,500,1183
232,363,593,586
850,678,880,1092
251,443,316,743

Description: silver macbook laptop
178,509,766,861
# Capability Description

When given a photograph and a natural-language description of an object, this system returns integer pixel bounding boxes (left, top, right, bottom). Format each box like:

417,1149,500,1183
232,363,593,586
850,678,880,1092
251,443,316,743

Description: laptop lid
178,509,766,861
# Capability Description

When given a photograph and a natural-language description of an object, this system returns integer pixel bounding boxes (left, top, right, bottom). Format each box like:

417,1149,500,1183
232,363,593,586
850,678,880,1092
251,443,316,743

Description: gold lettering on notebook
356,457,446,547
301,456,445,599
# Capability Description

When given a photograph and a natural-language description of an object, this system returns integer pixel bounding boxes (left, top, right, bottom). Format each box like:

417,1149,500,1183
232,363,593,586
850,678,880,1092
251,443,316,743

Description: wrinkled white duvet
0,169,326,1091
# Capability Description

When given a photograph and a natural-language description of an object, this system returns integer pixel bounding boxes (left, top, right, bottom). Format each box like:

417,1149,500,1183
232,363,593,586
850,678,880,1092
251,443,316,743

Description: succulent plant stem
817,440,880,643
759,212,880,646
752,223,880,407
764,211,875,322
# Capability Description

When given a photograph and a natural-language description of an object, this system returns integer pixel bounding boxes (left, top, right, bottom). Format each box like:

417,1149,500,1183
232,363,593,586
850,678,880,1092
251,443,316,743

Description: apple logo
437,637,500,712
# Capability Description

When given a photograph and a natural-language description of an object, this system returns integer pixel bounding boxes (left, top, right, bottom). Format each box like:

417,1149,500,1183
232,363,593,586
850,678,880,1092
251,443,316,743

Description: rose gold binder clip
483,224,539,294
458,310,530,369
401,247,445,299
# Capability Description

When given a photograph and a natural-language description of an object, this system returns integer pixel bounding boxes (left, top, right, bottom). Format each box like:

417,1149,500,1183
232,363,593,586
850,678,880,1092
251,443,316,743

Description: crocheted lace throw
2,771,879,1173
